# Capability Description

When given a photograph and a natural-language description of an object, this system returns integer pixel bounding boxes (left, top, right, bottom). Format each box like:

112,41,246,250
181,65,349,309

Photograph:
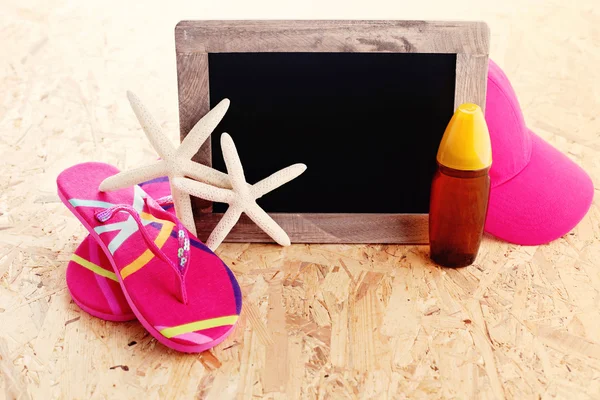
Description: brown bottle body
429,164,490,267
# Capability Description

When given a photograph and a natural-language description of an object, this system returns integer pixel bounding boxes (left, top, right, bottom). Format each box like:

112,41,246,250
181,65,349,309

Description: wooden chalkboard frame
175,20,490,244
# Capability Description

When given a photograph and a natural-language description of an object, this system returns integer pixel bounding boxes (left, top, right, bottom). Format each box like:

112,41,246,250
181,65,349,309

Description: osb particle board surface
0,1,599,399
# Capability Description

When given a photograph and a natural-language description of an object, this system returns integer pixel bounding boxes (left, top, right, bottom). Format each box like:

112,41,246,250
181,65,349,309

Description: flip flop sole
68,284,136,322
67,236,136,322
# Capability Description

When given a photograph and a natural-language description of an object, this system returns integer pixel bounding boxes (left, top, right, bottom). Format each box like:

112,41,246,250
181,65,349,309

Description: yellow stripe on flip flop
71,254,118,282
120,221,174,279
140,211,166,224
159,315,239,338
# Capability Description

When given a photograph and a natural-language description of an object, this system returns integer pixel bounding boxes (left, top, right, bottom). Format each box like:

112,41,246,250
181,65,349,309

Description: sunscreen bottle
429,103,492,267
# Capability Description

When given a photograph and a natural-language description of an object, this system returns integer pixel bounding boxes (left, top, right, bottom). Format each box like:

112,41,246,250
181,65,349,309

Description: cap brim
485,131,594,245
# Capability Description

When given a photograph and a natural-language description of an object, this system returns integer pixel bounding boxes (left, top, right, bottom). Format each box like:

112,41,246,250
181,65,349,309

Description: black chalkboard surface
175,20,490,243
209,52,456,214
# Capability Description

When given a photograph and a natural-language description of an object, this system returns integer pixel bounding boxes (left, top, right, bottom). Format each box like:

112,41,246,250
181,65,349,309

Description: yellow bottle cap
436,103,492,171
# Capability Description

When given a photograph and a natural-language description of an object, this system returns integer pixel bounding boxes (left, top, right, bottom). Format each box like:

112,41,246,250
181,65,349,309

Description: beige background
1,0,599,399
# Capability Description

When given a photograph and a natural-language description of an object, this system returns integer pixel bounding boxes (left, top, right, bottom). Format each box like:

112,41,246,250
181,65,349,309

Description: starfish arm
126,91,177,159
180,158,231,189
205,205,243,251
245,202,291,246
99,160,166,192
170,183,197,235
172,177,235,204
251,163,307,199
220,133,248,193
177,98,230,160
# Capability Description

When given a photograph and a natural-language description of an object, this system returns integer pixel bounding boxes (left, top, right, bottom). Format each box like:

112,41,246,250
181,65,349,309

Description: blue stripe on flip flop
189,237,212,254
223,262,242,314
139,176,169,187
149,222,162,230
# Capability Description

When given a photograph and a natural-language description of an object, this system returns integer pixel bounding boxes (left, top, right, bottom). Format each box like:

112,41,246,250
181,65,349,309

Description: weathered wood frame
175,20,490,244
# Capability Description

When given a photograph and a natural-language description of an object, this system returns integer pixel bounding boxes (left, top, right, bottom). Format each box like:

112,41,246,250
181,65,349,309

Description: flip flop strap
149,196,191,275
155,195,173,206
95,201,190,304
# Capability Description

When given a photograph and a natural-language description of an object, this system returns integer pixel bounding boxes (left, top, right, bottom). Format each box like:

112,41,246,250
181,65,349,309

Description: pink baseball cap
484,60,594,245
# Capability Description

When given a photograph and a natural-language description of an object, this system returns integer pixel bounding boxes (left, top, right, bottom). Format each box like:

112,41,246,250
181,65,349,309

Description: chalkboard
209,52,456,214
175,20,490,243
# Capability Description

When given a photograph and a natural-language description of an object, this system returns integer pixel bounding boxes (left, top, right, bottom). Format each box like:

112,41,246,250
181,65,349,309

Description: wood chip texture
0,1,599,399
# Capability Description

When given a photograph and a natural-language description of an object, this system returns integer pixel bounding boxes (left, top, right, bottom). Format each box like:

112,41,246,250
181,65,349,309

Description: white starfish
99,91,231,235
173,133,307,250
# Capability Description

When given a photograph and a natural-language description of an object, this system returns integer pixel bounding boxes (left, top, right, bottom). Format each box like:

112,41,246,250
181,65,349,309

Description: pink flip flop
66,176,174,322
58,162,242,353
